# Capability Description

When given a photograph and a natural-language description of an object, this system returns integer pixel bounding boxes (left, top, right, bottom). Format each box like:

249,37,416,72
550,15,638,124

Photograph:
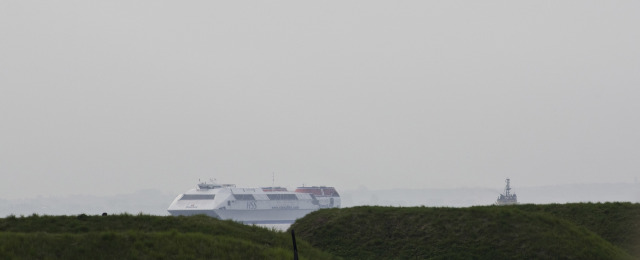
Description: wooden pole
291,229,299,260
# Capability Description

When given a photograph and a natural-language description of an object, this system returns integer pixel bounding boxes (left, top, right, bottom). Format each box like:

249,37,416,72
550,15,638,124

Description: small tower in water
496,178,518,205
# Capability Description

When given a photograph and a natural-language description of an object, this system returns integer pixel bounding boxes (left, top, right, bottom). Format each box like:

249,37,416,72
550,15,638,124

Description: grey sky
1,1,639,200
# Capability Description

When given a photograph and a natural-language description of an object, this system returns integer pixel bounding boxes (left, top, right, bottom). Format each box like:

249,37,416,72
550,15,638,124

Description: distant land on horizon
1,183,639,217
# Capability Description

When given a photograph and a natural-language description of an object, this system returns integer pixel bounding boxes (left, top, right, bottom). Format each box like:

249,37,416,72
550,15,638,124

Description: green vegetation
291,204,638,260
0,214,339,260
516,202,640,257
3,203,638,259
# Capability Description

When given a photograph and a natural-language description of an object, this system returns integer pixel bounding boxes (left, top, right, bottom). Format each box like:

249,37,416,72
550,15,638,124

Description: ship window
267,194,299,200
180,194,215,200
233,194,255,200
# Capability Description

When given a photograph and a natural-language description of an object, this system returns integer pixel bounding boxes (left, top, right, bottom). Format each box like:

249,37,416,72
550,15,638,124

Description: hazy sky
1,1,639,199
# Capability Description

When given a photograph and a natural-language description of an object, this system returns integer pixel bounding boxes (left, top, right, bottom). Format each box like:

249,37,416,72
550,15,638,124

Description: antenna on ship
504,178,511,197
272,172,275,191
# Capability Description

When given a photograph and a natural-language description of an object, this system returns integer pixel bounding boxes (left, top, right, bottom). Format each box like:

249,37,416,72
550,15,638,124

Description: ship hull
168,208,316,224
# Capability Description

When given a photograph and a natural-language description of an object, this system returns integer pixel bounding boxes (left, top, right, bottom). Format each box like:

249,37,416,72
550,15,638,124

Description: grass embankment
516,202,640,257
0,214,339,260
291,204,637,260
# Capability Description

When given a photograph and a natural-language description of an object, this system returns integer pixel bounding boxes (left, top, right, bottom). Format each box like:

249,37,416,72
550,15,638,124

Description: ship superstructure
496,178,518,205
167,181,340,224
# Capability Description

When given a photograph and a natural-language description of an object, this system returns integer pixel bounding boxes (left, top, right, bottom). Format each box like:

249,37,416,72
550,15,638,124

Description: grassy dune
2,203,638,259
516,202,640,257
0,214,339,260
290,204,637,260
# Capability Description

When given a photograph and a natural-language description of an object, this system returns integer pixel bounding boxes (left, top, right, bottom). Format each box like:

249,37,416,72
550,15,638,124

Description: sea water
256,223,291,231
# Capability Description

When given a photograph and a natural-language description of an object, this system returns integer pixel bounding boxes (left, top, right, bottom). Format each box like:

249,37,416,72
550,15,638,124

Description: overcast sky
1,1,639,200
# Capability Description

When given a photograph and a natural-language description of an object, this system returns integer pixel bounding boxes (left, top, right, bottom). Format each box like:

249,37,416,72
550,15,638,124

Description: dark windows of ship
180,194,215,200
267,194,299,200
295,187,340,197
233,194,256,200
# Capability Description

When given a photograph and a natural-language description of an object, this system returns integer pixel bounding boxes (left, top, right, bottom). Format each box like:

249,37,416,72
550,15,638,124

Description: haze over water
1,1,639,202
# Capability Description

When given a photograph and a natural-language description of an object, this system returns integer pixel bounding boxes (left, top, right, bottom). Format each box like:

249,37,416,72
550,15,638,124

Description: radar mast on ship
496,178,518,205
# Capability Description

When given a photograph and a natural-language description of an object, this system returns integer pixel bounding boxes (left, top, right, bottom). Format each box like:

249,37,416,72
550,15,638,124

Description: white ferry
167,181,341,224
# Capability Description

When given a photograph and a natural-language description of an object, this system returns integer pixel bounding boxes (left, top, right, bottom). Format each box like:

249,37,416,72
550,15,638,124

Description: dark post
291,229,299,260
